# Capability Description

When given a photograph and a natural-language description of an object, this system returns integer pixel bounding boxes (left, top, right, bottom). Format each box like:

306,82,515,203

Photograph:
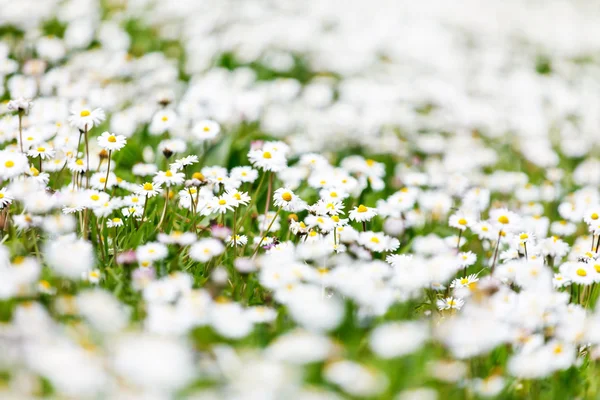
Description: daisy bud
162,148,173,159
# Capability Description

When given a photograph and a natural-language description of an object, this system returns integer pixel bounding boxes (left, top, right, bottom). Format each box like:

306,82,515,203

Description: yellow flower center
497,215,509,224
5,161,14,168
112,218,121,223
576,268,587,277
332,215,340,222
99,177,106,183
234,193,241,200
458,218,467,225
263,151,272,159
203,126,210,132
80,110,90,117
370,236,380,243
366,159,375,166
192,172,204,180
30,167,39,176
90,194,100,201
37,147,45,152
281,192,292,201
108,135,117,143
76,159,84,165
357,205,368,213
218,199,226,205
143,183,153,190
165,170,173,177
0,193,3,199
330,192,338,198
519,233,529,240
161,116,168,122
592,213,599,220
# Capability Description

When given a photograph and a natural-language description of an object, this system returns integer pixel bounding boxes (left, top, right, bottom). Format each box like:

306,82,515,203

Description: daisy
149,109,177,135
273,187,305,211
7,97,33,112
136,242,169,263
458,251,477,268
153,169,185,187
90,171,117,190
157,231,197,246
68,106,105,130
349,204,377,223
85,190,110,208
319,188,349,202
170,155,198,171
0,188,13,209
436,296,464,311
231,166,258,183
0,151,28,179
121,206,143,218
248,147,287,172
132,163,158,176
27,143,55,160
552,273,570,289
305,214,335,232
209,195,235,214
449,212,476,231
358,231,400,252
97,131,127,151
192,119,220,141
83,269,102,284
450,274,479,289
189,238,225,262
489,208,521,232
107,217,124,228
67,158,87,173
136,182,162,198
227,234,248,247
311,199,345,216
225,189,251,207
472,220,497,241
563,261,594,285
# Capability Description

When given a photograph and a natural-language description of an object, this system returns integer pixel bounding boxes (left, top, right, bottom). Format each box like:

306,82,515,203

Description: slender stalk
524,242,528,260
141,193,149,223
456,229,463,251
252,207,281,256
84,126,90,188
262,172,273,233
38,156,42,173
54,160,68,188
490,230,503,273
238,171,267,229
156,188,169,231
103,150,112,191
233,208,238,248
113,226,118,264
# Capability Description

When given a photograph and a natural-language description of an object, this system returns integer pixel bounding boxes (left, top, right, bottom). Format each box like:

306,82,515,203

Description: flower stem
262,172,274,233
103,150,112,191
84,126,90,188
156,188,169,231
253,207,281,256
491,230,502,273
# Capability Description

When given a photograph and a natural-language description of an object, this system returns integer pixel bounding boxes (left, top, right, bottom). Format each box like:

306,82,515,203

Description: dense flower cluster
0,1,600,399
